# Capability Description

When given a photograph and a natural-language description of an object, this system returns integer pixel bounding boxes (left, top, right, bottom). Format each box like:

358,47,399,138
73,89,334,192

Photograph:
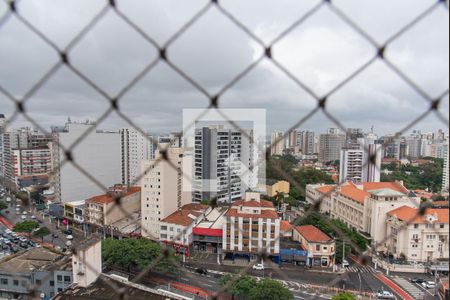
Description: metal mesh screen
0,0,448,299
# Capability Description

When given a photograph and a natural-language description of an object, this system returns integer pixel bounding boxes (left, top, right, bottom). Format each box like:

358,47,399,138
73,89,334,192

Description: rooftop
231,199,274,208
53,274,172,300
86,186,141,205
368,188,406,197
387,206,449,224
280,220,294,232
161,204,208,226
225,208,279,219
295,225,333,243
0,247,70,273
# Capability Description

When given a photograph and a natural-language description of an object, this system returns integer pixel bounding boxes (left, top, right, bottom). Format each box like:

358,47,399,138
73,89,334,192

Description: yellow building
266,180,290,198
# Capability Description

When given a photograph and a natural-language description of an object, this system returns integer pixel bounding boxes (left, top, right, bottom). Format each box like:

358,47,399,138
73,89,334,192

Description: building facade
293,225,335,268
385,206,449,263
443,146,449,193
271,131,284,156
85,185,140,227
141,146,192,239
222,192,280,262
339,148,364,183
319,128,346,163
119,128,152,187
52,121,121,202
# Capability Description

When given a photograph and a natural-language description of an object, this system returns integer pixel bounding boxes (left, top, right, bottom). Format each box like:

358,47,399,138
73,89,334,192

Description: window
64,276,71,283
1,278,8,285
414,224,419,229
316,245,320,251
323,246,328,251
50,280,54,287
440,224,445,229
161,226,167,231
13,280,19,286
58,288,63,292
35,279,41,285
170,227,174,232
160,234,167,239
57,275,63,282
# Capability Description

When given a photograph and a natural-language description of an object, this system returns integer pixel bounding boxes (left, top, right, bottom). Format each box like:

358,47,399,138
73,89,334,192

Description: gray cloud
0,0,448,137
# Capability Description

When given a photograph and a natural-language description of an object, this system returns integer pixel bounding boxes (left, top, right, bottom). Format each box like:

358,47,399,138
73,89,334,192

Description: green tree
13,220,39,237
249,278,293,300
102,238,178,273
219,274,257,299
331,292,356,300
33,227,51,241
0,201,8,211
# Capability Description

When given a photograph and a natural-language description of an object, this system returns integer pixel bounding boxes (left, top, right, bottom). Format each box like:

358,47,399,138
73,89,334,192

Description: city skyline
0,1,448,135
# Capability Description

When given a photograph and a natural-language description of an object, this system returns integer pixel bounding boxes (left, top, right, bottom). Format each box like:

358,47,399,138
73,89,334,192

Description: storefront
192,228,223,254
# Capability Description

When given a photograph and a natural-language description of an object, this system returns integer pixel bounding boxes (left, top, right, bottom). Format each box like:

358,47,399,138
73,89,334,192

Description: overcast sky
0,0,448,137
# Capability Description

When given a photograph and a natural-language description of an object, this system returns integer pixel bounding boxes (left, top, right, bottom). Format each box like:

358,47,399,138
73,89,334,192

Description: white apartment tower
120,128,152,186
270,131,284,156
297,130,316,155
339,148,364,183
443,146,449,193
193,126,254,203
141,145,192,239
52,121,121,202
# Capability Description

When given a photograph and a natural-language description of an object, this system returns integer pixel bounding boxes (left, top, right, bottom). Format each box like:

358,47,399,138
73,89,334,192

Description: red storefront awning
193,228,223,237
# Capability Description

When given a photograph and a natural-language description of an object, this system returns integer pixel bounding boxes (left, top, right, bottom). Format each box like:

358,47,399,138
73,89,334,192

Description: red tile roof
316,185,336,195
339,185,369,204
225,208,279,219
295,225,332,243
387,206,449,224
280,220,293,232
232,199,274,208
362,182,408,194
86,186,141,204
162,210,203,226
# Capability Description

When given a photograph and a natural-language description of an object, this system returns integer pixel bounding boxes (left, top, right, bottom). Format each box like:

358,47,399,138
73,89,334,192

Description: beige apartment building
141,145,192,239
265,180,290,198
306,181,418,249
386,206,449,263
222,192,280,261
293,225,335,268
85,186,141,227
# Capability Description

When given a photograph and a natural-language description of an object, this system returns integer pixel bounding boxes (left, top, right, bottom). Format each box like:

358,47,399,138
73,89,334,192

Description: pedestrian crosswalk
344,266,376,273
391,277,426,300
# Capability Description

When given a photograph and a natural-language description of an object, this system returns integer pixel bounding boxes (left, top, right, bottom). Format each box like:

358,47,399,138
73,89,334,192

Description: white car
19,237,27,242
21,215,27,220
5,229,12,234
65,240,72,247
342,259,350,268
6,197,11,203
252,263,264,270
31,215,36,219
422,281,436,289
377,290,395,299
22,211,27,215
66,235,74,240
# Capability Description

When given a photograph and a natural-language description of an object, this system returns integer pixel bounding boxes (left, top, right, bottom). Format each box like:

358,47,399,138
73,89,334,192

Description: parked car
196,268,208,275
342,259,350,268
20,215,27,220
4,239,11,245
65,241,72,247
1,233,9,238
5,229,12,234
31,215,36,219
19,237,27,243
422,281,436,289
377,289,395,299
411,278,425,284
52,233,59,238
252,263,265,270
66,235,74,240
6,197,11,203
19,242,29,248
1,244,9,250
63,229,72,235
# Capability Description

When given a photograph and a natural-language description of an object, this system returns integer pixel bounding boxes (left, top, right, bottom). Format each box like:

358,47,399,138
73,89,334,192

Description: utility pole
342,240,345,269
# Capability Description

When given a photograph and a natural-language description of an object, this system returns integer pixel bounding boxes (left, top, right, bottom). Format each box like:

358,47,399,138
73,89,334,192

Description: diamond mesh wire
0,0,448,299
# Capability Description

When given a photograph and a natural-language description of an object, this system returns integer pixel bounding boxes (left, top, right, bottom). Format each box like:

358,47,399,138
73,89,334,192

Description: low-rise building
265,180,290,198
86,185,141,227
193,207,228,254
222,192,280,263
159,204,209,257
293,225,335,268
385,206,449,263
0,247,72,299
280,220,294,238
64,200,86,224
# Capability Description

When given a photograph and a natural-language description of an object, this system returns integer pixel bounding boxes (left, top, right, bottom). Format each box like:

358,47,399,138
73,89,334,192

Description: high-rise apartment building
192,125,255,203
443,146,449,193
340,142,381,184
339,148,364,183
141,145,192,239
296,130,315,155
0,114,5,179
12,148,52,178
318,128,346,163
271,131,284,156
52,121,121,202
119,128,152,186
